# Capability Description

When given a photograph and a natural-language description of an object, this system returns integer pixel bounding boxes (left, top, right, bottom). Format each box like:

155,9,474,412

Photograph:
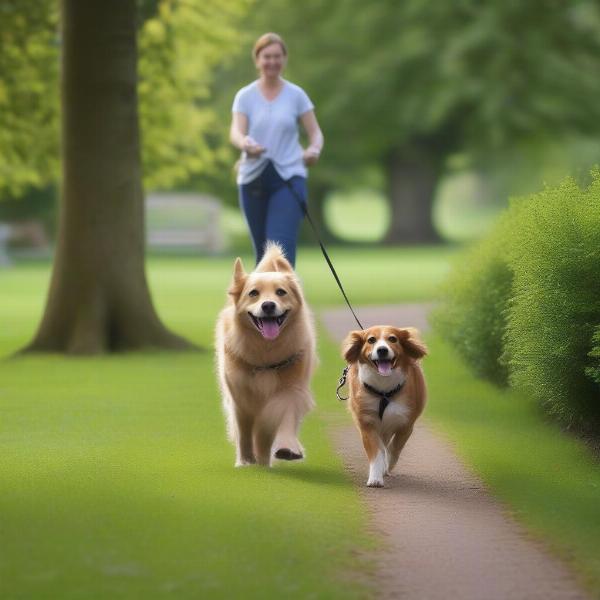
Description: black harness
363,381,405,419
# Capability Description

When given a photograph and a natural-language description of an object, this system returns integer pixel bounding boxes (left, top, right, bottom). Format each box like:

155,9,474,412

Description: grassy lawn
1,351,372,598
2,245,599,597
0,247,452,599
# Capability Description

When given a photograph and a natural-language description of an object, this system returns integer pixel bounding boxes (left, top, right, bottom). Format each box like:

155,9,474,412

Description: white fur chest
358,363,411,428
358,362,405,391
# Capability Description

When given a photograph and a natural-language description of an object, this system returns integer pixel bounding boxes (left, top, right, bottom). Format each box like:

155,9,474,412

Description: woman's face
255,43,286,79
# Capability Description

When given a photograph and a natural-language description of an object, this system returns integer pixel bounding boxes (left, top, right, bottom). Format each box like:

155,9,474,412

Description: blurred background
2,0,600,260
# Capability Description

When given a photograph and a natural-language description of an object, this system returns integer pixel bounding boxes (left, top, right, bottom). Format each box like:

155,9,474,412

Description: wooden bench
145,193,224,253
0,221,49,265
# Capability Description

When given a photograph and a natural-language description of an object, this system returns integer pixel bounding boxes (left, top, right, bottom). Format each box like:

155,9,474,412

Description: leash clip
336,365,349,402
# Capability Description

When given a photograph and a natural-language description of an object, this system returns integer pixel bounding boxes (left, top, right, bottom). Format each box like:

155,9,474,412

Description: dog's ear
273,256,294,274
228,257,247,297
395,327,427,360
342,330,364,363
286,275,304,305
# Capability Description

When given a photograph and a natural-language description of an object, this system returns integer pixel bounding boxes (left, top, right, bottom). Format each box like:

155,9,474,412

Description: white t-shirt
232,79,314,184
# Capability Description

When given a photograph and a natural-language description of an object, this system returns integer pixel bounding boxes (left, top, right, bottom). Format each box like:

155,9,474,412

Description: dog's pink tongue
377,360,392,375
261,319,280,340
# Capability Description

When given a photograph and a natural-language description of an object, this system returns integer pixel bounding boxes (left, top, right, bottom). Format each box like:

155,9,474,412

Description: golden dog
215,244,316,467
342,326,427,487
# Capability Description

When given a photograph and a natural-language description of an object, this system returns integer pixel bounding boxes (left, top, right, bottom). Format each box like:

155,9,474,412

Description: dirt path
320,304,589,600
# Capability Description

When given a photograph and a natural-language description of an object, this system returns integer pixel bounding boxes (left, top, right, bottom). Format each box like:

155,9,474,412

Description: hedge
433,171,600,430
431,216,513,386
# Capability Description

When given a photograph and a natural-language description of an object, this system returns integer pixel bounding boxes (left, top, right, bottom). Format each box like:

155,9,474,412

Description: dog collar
250,351,303,373
363,381,405,419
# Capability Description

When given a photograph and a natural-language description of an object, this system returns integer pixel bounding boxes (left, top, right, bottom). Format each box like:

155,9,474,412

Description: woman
230,32,324,267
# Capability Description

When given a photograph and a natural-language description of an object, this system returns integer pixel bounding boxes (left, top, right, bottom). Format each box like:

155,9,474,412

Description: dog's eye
388,335,398,343
248,289,259,297
275,288,287,296
367,336,376,344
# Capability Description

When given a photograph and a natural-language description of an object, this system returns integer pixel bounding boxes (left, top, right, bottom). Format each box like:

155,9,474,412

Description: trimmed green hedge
587,327,600,386
433,171,600,430
432,218,512,386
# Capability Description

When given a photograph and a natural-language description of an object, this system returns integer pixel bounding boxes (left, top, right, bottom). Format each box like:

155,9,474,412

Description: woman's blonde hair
253,32,287,60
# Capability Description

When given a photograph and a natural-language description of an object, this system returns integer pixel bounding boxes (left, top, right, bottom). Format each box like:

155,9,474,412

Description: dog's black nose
376,346,389,357
261,301,276,315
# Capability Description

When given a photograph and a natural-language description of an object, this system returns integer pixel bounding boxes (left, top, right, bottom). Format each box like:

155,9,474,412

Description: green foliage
587,326,600,386
0,185,57,233
138,0,250,190
0,0,251,200
431,213,513,385
0,1,60,198
505,174,600,428
242,0,600,177
434,172,600,428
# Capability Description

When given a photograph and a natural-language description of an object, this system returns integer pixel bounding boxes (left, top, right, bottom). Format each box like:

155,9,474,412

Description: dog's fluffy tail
255,242,293,273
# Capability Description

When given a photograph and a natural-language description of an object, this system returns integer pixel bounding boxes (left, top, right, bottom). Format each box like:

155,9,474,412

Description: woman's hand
230,114,266,157
243,136,266,158
300,111,324,167
303,146,321,166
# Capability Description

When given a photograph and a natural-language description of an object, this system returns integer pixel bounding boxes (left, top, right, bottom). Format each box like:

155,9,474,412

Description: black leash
284,176,364,403
284,178,364,331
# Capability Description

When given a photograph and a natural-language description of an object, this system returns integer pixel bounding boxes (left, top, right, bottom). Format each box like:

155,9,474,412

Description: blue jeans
239,161,306,267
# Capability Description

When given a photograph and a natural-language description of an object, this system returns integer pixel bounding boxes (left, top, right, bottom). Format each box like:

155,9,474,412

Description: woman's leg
265,176,306,267
239,177,269,265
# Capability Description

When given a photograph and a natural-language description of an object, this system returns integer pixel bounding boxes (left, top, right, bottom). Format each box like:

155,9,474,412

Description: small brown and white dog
215,243,317,467
342,326,427,487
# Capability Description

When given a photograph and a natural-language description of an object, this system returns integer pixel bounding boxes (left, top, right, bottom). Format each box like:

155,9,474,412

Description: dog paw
366,478,384,488
235,457,256,467
274,448,304,461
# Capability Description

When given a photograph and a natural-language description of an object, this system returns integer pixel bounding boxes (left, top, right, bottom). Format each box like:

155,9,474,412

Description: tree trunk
384,147,442,244
23,0,195,354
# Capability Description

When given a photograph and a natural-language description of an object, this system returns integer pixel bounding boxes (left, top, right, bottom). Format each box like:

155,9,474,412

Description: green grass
1,348,373,599
3,246,599,597
0,254,382,599
2,246,454,599
424,335,600,594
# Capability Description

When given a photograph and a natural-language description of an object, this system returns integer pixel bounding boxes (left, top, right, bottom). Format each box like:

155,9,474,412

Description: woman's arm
300,110,324,166
230,112,265,157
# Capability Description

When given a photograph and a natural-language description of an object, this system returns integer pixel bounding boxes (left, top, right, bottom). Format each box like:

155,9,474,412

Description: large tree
241,0,600,242
0,0,248,354
24,0,194,353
